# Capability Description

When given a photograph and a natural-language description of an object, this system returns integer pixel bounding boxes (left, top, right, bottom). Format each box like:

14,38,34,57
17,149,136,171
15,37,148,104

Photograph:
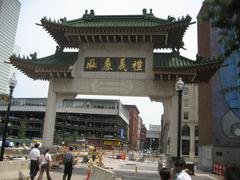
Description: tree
72,130,79,142
203,0,240,57
18,119,27,138
53,133,62,145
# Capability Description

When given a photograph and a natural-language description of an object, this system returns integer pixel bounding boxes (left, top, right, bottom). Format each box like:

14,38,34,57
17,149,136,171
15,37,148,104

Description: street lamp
176,77,184,160
62,111,67,145
0,73,17,161
62,117,65,145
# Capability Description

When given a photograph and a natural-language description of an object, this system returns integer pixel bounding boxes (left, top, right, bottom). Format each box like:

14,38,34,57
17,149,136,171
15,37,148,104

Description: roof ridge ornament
142,8,154,18
83,9,95,19
171,48,180,56
55,46,64,55
142,8,147,15
167,15,176,22
30,52,37,60
60,17,67,23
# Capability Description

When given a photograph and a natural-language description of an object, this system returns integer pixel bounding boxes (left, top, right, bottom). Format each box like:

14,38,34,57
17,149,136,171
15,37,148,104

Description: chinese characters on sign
84,57,145,72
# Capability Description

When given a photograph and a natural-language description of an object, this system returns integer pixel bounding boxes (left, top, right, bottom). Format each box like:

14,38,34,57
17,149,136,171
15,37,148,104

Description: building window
182,139,190,155
195,140,198,156
183,86,189,95
195,126,198,137
182,125,190,136
183,99,189,108
183,112,188,120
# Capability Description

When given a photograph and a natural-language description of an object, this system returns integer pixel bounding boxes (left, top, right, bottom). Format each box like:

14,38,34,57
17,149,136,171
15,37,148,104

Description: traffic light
0,94,9,103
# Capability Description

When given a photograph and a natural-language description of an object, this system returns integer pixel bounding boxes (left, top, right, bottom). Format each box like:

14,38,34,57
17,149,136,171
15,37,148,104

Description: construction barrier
51,153,63,168
128,152,136,161
212,162,216,174
212,162,224,176
219,164,224,176
0,160,30,180
89,165,116,180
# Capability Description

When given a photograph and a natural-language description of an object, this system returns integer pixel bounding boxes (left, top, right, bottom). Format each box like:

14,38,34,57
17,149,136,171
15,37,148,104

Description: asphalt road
38,155,219,180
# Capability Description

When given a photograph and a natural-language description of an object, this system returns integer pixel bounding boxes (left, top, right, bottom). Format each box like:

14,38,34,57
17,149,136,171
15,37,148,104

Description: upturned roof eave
153,61,223,71
40,18,191,32
10,58,72,71
40,19,191,48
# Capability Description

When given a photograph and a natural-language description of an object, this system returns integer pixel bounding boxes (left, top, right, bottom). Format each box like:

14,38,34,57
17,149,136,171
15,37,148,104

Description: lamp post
176,77,184,160
62,117,65,145
0,73,17,161
62,111,67,145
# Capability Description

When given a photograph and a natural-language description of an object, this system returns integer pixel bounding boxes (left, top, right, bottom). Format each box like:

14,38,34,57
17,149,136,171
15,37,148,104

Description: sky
13,0,203,129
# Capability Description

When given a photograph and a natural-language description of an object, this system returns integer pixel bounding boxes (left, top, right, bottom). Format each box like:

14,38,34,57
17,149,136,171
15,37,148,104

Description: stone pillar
162,100,170,154
43,79,57,147
189,124,195,161
162,95,177,157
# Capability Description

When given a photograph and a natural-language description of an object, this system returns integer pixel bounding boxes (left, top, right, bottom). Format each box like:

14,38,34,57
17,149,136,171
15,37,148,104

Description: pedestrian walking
38,149,52,180
173,159,191,180
92,148,97,162
63,146,75,180
29,143,40,180
224,164,240,180
159,168,171,180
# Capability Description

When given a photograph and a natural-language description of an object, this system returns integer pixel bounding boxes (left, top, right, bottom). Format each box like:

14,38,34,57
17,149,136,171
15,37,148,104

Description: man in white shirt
174,159,191,180
38,149,52,180
29,143,40,180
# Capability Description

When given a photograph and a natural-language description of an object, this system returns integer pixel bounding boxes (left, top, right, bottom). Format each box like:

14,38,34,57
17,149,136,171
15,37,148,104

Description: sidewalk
194,168,223,180
39,154,223,180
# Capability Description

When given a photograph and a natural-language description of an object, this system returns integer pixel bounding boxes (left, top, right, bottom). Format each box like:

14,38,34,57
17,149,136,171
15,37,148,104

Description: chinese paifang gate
9,9,222,156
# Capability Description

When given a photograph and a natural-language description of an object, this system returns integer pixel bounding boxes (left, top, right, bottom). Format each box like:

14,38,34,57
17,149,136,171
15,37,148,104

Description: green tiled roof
10,52,78,67
41,10,191,28
65,15,170,28
11,52,221,69
9,50,222,82
153,53,223,69
40,10,192,49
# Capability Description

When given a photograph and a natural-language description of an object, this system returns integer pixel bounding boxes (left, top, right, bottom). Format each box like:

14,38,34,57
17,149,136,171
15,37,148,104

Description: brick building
140,123,147,150
197,2,240,170
125,105,140,151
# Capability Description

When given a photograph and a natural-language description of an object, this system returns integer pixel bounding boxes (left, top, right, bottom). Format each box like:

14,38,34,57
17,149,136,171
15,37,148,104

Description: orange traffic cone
86,170,91,180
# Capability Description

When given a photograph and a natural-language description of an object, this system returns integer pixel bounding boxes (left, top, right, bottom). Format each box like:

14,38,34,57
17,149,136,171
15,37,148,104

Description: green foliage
72,130,78,142
64,135,75,145
203,0,240,57
18,119,26,139
53,133,62,145
53,130,79,145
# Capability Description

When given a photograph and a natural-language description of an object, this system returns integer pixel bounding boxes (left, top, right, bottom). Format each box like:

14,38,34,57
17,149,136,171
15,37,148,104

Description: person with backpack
63,146,75,180
38,149,52,180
